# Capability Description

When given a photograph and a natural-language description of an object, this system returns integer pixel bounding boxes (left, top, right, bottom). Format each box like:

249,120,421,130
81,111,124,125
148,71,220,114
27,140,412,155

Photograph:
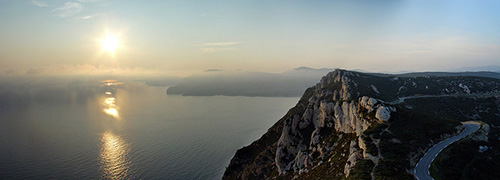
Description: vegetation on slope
347,108,460,180
346,73,500,102
378,109,459,179
430,126,500,180
405,97,500,126
405,96,500,180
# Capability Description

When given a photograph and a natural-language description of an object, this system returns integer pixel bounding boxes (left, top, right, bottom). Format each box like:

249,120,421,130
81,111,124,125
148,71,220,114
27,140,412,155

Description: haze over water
2,1,500,179
0,81,298,179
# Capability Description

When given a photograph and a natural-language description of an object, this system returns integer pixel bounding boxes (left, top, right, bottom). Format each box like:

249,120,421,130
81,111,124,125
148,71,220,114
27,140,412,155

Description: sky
1,0,500,77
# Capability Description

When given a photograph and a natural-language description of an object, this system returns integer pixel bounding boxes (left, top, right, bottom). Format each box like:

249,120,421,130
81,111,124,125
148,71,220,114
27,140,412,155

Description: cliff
223,69,500,180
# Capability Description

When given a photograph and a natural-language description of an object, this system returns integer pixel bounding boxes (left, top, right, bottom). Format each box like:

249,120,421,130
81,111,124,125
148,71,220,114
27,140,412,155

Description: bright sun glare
101,34,120,54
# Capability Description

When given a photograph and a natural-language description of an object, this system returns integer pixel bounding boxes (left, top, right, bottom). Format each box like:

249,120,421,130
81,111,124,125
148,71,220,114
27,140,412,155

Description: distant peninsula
166,67,334,97
166,67,500,97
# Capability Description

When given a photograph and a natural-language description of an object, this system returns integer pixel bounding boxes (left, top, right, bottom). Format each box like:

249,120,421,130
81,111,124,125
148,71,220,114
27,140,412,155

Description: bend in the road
414,122,481,180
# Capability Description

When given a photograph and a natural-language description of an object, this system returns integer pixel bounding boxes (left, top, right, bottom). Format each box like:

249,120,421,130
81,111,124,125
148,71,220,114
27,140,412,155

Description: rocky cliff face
223,69,500,180
275,71,395,176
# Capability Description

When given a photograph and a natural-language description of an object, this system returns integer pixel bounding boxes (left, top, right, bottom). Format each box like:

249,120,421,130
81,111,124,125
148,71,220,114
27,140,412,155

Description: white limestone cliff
275,70,396,176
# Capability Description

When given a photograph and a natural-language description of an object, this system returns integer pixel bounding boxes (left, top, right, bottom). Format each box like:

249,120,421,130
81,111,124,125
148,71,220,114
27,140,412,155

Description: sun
100,33,120,54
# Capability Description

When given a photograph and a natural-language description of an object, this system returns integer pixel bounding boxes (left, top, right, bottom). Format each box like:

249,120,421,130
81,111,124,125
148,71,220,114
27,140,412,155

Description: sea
0,80,298,180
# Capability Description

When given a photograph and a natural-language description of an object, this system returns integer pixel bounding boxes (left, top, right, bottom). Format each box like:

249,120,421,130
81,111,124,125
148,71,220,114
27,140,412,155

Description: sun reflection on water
102,81,120,119
103,107,119,118
99,131,131,180
98,80,133,179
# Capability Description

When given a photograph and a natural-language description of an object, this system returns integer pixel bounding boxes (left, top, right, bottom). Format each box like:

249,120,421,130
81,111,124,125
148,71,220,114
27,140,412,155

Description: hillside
223,69,500,180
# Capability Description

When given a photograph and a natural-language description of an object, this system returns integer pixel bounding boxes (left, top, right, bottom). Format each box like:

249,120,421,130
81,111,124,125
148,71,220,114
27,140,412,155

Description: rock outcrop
224,70,397,179
275,92,395,175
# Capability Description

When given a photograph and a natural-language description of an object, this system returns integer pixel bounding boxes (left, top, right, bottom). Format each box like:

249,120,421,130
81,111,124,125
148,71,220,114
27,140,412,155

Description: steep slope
223,69,500,180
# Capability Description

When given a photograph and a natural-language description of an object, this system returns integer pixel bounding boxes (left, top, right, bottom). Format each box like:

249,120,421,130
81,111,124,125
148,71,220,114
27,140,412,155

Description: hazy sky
1,0,500,76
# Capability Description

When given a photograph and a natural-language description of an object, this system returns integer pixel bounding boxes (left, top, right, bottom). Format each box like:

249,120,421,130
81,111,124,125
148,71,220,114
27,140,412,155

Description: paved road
414,122,481,180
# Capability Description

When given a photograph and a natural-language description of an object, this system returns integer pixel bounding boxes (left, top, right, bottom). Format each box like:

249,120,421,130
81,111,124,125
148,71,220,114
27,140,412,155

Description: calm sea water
0,81,298,180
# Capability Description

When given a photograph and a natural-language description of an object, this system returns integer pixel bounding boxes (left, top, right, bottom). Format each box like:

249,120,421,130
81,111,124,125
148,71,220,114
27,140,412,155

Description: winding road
414,122,481,180
388,94,500,105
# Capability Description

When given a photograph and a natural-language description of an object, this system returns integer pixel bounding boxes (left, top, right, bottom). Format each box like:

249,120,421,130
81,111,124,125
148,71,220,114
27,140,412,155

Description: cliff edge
223,69,500,180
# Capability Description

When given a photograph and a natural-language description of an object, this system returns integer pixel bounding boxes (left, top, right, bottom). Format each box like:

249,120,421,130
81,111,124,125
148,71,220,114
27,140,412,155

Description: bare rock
375,106,391,122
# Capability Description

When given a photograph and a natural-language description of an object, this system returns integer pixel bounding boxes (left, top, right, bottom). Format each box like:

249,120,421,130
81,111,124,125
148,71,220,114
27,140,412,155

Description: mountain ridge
223,69,500,180
165,67,500,97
